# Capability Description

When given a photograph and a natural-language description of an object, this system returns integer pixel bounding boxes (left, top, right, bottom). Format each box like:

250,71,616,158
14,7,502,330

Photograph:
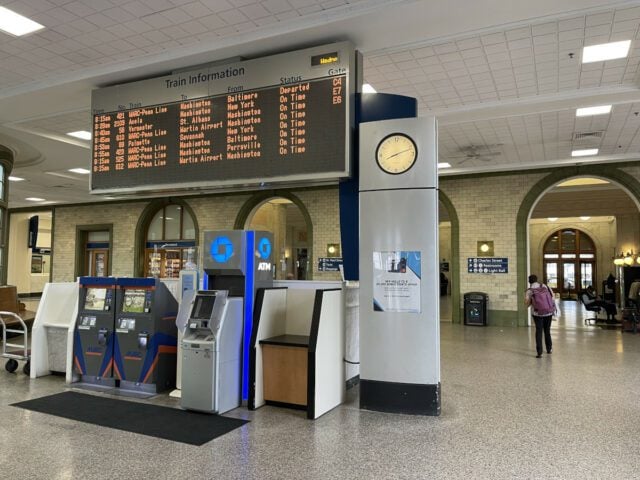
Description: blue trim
112,335,125,380
202,273,208,290
86,242,109,249
243,231,255,400
80,276,116,286
116,277,156,287
145,241,196,248
98,331,114,376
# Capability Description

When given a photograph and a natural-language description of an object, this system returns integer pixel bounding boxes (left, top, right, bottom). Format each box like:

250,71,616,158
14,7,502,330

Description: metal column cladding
358,117,441,415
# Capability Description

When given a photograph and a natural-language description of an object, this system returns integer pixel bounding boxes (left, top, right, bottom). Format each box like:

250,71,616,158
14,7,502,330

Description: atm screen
122,289,146,313
84,288,107,311
192,295,216,320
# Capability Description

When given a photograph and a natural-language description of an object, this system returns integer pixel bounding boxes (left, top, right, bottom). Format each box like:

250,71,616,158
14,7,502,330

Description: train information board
90,42,356,194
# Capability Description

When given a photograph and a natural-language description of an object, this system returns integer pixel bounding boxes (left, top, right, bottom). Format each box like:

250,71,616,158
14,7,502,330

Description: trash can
464,292,488,326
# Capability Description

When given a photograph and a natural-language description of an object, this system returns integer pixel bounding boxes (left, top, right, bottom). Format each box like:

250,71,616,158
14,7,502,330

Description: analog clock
375,133,418,174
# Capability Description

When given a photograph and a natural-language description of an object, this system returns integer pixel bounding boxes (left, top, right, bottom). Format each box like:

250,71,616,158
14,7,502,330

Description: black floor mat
12,391,248,446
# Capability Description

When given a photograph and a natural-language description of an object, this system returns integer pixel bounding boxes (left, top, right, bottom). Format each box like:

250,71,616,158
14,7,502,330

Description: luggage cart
0,311,30,375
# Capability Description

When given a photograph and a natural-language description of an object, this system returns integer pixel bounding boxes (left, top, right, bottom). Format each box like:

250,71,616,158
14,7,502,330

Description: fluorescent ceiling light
68,168,90,174
0,6,45,36
571,148,598,157
25,197,45,202
67,130,92,140
438,162,451,168
8,176,24,182
582,40,631,63
547,217,558,222
362,83,377,94
580,216,591,221
576,105,612,117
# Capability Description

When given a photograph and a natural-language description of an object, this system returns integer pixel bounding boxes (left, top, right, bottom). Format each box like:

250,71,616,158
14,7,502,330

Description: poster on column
372,251,421,313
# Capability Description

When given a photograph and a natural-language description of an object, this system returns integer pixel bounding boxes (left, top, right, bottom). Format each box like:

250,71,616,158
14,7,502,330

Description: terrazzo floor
1,318,639,479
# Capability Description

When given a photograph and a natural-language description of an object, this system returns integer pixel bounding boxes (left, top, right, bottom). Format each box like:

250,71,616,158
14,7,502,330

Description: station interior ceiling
1,0,639,209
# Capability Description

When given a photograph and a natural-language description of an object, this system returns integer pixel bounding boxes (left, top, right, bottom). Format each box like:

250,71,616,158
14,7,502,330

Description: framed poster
372,251,421,313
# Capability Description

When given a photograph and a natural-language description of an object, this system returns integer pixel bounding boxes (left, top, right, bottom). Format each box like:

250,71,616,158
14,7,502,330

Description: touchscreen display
84,288,107,311
192,295,216,320
122,289,146,313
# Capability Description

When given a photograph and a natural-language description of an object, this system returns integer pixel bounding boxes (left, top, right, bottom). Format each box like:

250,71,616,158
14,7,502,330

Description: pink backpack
529,285,556,316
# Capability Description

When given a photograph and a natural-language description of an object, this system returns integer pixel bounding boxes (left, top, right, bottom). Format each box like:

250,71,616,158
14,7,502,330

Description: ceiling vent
573,131,604,141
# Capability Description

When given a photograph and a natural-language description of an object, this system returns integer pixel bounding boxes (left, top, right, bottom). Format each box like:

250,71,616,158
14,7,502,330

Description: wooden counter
260,335,309,407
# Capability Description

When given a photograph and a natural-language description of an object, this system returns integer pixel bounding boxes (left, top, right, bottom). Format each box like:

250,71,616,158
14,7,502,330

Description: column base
360,379,441,416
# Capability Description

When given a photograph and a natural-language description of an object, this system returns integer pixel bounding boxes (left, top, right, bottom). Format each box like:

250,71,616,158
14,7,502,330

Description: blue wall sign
318,257,343,272
467,257,508,274
210,236,234,263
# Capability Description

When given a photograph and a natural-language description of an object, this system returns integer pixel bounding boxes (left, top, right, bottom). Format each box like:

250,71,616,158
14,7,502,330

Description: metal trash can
464,292,488,326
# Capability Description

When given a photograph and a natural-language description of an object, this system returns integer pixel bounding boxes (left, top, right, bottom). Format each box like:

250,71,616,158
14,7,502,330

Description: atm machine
180,290,244,413
113,278,178,394
203,230,273,399
73,277,117,387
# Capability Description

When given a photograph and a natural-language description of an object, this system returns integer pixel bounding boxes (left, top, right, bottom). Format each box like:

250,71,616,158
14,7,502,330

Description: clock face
375,133,417,174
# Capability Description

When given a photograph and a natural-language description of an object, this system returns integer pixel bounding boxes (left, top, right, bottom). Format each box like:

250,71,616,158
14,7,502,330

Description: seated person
628,279,640,308
582,285,617,321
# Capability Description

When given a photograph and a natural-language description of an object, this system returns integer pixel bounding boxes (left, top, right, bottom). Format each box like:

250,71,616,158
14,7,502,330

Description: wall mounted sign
467,257,508,274
318,257,343,272
90,42,355,195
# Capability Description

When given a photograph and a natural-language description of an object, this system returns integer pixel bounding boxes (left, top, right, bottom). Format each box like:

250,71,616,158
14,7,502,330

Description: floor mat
12,391,248,446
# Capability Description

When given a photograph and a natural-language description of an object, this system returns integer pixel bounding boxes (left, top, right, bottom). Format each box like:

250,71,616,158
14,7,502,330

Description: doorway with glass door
543,228,596,300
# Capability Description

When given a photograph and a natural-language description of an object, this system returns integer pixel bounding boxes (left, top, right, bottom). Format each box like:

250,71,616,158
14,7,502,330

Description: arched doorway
135,199,199,278
235,191,313,281
542,228,596,299
439,191,460,324
517,166,640,326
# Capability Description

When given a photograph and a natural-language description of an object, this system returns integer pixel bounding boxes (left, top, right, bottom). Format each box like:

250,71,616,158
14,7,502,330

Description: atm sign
311,52,339,66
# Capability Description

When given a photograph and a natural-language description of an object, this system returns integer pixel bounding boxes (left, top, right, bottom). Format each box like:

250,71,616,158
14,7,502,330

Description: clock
375,133,418,174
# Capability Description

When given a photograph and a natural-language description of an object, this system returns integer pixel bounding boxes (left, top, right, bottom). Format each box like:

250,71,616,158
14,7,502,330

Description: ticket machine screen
84,288,107,311
122,289,146,313
192,295,216,319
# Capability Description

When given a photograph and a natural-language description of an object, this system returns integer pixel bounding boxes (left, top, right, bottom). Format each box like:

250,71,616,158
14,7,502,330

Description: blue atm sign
211,236,234,263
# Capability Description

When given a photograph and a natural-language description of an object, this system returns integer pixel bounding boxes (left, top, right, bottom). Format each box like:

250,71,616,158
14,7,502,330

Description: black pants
533,315,552,355
590,300,617,319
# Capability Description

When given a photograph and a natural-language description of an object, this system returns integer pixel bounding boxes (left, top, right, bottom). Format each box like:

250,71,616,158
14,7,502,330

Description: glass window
182,209,195,239
144,203,197,278
580,263,593,289
561,254,576,259
545,235,559,252
561,230,576,251
545,263,558,289
147,210,164,241
88,231,110,242
164,205,181,240
544,254,559,259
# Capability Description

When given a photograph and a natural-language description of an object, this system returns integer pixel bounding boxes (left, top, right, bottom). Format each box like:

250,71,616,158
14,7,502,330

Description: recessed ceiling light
580,216,591,221
582,40,631,63
547,217,558,222
25,197,45,202
67,131,92,140
576,105,612,117
8,176,25,182
0,6,45,36
362,83,377,94
438,162,451,168
68,168,90,174
571,148,598,157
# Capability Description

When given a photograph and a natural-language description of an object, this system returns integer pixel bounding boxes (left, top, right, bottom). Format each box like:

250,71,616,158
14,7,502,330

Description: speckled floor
1,321,639,479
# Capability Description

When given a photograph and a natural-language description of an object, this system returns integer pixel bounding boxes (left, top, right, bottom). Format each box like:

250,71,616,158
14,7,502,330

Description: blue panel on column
339,93,417,281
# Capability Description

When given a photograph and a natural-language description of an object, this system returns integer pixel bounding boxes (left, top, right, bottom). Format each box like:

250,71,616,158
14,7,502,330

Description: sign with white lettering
318,257,343,272
467,257,509,274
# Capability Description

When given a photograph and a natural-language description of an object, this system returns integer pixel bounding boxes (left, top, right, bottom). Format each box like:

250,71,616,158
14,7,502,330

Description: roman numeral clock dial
375,133,418,175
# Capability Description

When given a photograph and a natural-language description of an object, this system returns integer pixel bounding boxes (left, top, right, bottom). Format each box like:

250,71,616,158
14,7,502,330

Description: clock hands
386,148,413,159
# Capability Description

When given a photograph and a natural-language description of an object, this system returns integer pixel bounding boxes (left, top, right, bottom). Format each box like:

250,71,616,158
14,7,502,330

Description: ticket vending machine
73,277,117,387
181,290,244,413
203,230,273,399
113,278,178,394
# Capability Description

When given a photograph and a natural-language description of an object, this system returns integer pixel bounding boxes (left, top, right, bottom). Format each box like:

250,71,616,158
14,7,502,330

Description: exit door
87,250,109,277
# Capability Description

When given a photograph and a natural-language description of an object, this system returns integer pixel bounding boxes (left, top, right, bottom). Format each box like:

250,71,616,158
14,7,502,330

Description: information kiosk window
84,288,107,310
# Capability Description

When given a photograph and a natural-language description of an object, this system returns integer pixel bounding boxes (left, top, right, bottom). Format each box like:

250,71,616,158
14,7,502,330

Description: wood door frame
75,224,113,278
